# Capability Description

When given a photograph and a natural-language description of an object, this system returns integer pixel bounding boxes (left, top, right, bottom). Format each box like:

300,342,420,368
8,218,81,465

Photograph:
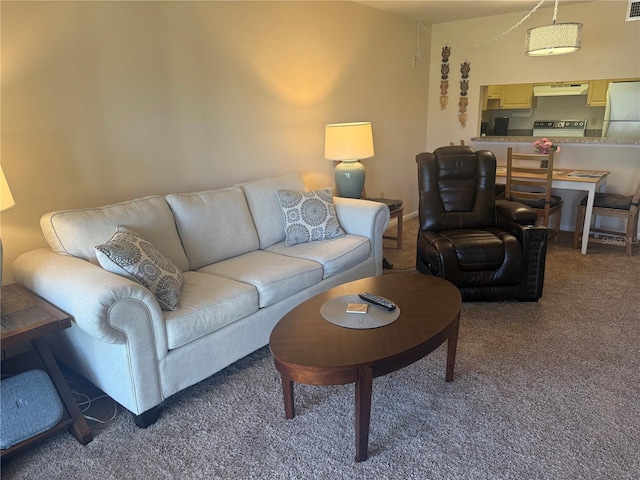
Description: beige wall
0,1,429,284
426,1,640,148
3,1,637,285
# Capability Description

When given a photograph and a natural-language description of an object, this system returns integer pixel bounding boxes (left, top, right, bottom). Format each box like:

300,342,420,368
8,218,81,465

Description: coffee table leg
446,315,460,382
281,376,295,419
355,366,373,462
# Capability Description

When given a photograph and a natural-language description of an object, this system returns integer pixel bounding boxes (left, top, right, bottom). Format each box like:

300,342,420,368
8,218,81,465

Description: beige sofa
12,172,389,426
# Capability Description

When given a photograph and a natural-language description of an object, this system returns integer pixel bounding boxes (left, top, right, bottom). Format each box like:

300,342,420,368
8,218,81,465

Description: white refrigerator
602,82,640,140
602,81,640,139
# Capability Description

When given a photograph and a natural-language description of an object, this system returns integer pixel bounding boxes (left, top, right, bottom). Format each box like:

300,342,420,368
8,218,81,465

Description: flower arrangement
533,137,561,155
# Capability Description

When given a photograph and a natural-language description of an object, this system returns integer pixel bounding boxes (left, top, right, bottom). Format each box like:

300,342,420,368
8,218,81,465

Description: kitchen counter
471,136,640,145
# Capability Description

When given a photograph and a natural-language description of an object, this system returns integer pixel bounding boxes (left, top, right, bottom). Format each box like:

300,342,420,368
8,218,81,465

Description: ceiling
355,1,596,24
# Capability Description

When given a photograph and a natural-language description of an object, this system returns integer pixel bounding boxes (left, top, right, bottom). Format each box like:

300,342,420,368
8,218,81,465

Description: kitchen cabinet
587,79,611,107
483,84,534,110
481,87,499,110
485,85,502,109
500,83,535,109
487,85,502,99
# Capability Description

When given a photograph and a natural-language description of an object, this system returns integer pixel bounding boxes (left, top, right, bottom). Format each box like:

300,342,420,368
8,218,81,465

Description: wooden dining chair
505,147,563,243
572,178,640,256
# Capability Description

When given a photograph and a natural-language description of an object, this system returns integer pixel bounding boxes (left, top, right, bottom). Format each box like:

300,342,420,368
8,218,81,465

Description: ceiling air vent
627,0,640,21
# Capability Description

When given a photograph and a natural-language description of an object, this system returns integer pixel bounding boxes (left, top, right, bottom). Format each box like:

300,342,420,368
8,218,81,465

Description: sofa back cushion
166,187,259,270
241,172,306,249
40,196,190,272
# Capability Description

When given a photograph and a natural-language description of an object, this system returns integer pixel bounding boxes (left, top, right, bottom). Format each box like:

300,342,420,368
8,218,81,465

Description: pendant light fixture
525,0,582,56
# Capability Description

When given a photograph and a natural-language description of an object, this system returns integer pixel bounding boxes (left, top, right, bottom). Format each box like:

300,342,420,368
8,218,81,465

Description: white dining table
496,168,610,254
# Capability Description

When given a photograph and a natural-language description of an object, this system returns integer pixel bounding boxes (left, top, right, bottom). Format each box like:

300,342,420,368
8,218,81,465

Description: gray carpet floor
2,218,639,479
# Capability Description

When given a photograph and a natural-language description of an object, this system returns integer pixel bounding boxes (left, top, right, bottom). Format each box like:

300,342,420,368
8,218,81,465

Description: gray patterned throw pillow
95,226,183,310
276,188,345,246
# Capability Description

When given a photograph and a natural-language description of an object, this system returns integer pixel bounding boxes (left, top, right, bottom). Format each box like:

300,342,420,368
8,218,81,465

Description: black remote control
357,292,396,311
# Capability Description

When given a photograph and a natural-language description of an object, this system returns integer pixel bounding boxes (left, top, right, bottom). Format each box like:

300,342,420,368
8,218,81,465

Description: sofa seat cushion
197,251,323,308
266,234,370,279
166,187,260,270
164,271,259,350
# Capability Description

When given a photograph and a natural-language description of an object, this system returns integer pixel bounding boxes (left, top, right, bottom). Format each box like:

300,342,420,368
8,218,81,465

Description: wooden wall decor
440,46,450,110
458,61,471,127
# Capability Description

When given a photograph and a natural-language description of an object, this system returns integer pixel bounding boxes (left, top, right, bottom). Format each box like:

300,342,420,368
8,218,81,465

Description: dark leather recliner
416,146,548,301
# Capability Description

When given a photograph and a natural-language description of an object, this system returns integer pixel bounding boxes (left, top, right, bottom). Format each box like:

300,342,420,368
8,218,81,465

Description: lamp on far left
1,165,16,284
325,122,374,198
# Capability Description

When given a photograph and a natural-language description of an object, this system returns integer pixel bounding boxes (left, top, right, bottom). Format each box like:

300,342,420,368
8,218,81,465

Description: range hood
533,83,589,97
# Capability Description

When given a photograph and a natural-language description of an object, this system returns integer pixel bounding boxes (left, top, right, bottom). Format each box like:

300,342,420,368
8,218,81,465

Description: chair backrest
416,145,497,231
505,147,555,219
631,178,640,206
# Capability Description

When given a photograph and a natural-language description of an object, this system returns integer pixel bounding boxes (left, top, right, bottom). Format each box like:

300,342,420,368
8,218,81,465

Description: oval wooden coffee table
269,273,462,461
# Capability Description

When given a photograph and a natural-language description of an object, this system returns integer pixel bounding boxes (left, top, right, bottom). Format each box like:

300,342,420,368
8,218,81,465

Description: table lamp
324,122,374,198
1,166,16,285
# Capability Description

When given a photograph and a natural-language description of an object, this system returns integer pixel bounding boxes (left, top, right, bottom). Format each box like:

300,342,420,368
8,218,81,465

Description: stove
533,119,587,137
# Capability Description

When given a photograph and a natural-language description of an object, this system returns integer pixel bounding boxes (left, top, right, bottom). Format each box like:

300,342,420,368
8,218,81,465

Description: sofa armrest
333,197,390,276
495,199,538,226
494,201,548,301
416,230,461,284
11,249,169,359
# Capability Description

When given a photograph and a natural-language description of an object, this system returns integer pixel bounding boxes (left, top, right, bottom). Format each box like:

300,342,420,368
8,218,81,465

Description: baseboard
387,210,417,228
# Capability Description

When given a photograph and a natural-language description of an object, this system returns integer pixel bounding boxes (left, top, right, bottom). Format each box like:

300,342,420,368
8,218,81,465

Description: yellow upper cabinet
483,84,534,109
481,86,501,110
487,85,502,99
500,84,534,109
587,79,611,107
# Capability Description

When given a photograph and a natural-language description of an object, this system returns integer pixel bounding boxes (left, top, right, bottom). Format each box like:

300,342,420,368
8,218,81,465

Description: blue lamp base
334,161,365,198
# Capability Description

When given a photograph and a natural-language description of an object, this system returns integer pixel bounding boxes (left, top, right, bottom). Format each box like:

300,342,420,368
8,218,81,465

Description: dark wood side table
1,284,93,460
385,205,404,249
364,197,403,249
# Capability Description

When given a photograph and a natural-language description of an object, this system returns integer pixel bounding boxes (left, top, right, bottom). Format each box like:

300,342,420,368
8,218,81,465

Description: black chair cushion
512,194,562,210
444,229,505,271
580,193,633,210
418,227,524,288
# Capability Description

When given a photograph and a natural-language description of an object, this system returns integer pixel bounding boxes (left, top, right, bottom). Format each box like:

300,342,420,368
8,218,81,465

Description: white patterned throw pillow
95,226,183,310
276,188,345,246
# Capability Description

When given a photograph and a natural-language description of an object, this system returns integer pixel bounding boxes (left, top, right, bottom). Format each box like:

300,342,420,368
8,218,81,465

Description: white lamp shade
525,22,582,56
1,166,15,212
324,122,374,161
